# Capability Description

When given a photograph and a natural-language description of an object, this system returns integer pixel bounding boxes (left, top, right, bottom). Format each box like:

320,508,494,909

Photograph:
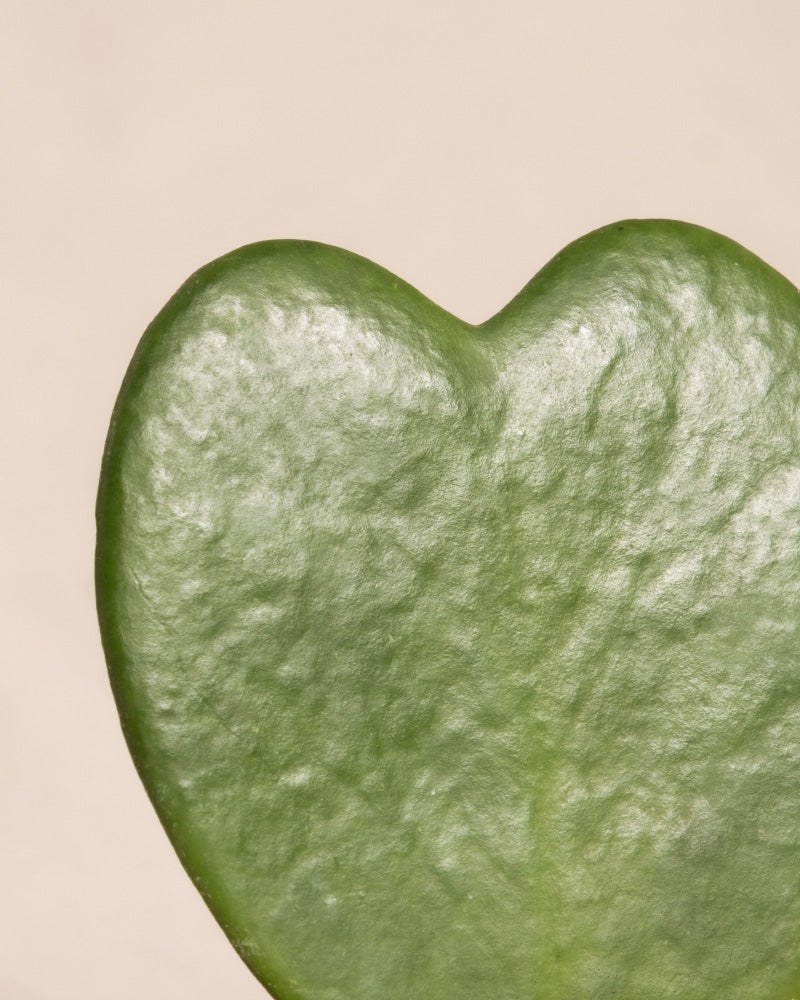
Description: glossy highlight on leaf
97,220,800,999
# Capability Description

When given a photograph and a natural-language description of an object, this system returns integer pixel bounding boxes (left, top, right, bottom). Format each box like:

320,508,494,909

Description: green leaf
97,220,800,999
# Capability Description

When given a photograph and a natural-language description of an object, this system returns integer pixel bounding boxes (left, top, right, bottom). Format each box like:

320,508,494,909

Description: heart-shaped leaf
97,220,800,999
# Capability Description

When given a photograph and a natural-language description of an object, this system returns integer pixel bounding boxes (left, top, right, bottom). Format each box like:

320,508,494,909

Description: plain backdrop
3,1,800,997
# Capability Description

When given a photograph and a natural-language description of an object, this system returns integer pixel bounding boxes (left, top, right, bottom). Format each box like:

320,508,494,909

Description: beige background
3,2,799,997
